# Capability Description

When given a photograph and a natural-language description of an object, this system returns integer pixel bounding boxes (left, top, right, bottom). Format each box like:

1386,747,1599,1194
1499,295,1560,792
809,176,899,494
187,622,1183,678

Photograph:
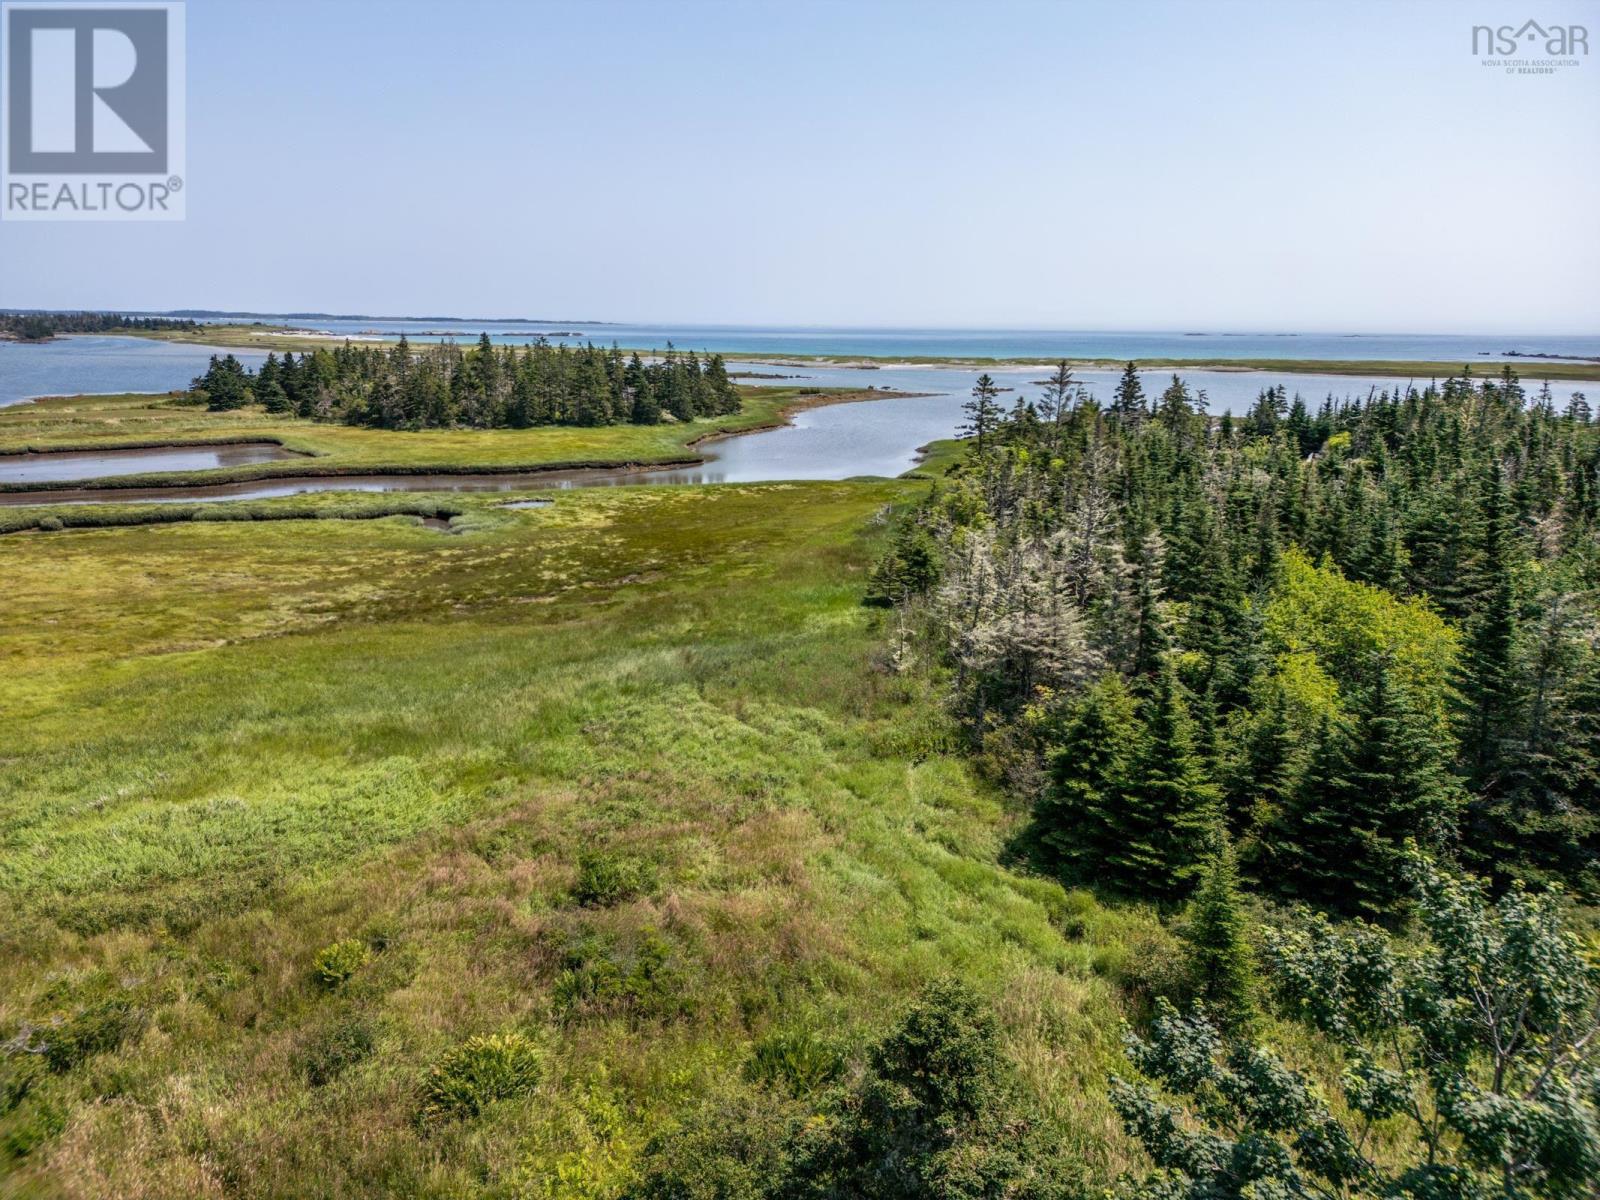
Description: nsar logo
1471,18,1588,75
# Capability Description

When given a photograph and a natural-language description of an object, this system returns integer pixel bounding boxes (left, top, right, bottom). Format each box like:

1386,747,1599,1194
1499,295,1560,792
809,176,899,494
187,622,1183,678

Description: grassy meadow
0,468,1177,1197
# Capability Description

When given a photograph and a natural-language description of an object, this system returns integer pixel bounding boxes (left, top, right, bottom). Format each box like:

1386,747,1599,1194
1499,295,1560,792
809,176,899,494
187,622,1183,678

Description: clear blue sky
3,0,1597,331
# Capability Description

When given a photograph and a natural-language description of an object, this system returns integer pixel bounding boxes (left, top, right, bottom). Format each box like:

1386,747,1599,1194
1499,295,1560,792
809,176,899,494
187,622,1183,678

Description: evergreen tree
704,353,738,414
872,365,1600,907
1109,662,1222,904
864,519,942,607
1224,684,1297,837
1155,374,1199,438
254,352,290,413
177,335,742,431
1126,537,1169,690
1037,673,1142,880
194,354,252,411
961,374,1002,456
625,352,660,425
1459,459,1520,800
573,351,614,426
1182,838,1256,1031
1111,361,1146,424
1480,587,1600,897
779,980,1043,1200
1037,359,1077,433
1271,659,1458,922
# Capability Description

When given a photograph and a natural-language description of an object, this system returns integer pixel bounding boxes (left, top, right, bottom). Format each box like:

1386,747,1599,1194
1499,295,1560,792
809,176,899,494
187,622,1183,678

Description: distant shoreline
94,325,1600,384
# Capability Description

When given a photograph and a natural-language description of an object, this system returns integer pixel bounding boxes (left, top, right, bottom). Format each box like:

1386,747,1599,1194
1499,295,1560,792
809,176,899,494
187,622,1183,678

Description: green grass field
0,473,1177,1197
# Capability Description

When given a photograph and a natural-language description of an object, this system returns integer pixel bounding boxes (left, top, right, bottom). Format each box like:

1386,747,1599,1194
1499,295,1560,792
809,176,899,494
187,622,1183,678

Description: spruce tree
195,354,252,411
962,374,1002,456
1126,536,1169,689
1224,685,1297,837
1037,673,1142,881
1272,659,1458,923
1110,661,1222,904
1182,838,1256,1031
1155,375,1199,437
1459,459,1520,799
1263,713,1349,906
1038,360,1077,432
1111,361,1145,424
254,353,289,413
1486,594,1600,897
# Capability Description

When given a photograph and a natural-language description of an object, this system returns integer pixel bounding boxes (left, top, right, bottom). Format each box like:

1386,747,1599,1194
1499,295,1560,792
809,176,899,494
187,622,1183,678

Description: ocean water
182,317,1600,363
0,336,268,407
5,335,1596,500
4,335,1593,415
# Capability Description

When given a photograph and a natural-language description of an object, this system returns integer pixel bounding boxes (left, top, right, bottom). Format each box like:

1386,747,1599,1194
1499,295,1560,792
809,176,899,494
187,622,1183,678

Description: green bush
1114,857,1600,1200
42,1000,146,1073
296,1016,376,1087
312,938,372,989
0,1053,42,1119
752,980,1065,1198
419,1032,542,1122
572,849,655,908
0,1094,65,1160
36,516,64,532
625,1090,799,1200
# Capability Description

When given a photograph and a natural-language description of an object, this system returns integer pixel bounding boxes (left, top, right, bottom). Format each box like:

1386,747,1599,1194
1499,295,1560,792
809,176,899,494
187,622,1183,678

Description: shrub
36,516,64,532
43,1000,146,1073
779,979,1058,1198
572,849,655,907
420,1032,542,1122
626,1090,799,1200
1114,856,1600,1200
312,938,372,989
0,1094,65,1160
0,1052,43,1119
296,1016,376,1087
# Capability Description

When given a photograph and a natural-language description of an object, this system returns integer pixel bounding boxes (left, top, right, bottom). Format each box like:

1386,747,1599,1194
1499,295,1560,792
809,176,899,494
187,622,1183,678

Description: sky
1,0,1597,332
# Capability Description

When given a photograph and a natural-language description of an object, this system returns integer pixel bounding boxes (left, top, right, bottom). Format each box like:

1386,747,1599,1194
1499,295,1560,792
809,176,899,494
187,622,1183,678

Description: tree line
872,362,1600,919
189,335,743,429
840,361,1600,1198
0,311,197,342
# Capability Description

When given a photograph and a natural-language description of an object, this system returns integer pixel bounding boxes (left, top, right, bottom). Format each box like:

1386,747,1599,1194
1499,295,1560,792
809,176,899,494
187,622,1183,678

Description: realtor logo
1,1,185,220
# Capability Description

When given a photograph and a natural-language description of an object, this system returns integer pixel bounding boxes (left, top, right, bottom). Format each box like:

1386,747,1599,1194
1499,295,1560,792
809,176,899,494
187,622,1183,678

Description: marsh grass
0,386,879,494
0,479,1162,1196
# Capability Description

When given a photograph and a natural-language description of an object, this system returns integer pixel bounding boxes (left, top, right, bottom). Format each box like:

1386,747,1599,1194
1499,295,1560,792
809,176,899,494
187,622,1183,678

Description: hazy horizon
2,0,1597,332
5,308,1597,339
